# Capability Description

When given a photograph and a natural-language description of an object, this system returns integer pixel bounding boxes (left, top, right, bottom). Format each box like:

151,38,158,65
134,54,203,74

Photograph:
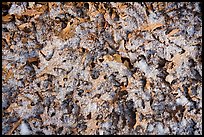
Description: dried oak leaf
91,72,106,91
103,54,114,62
27,57,39,64
140,22,163,32
5,68,14,81
145,78,151,90
167,29,180,37
2,15,13,23
6,103,19,113
133,112,148,131
60,22,75,40
84,119,99,135
2,32,11,46
21,9,44,16
18,23,32,31
113,54,122,63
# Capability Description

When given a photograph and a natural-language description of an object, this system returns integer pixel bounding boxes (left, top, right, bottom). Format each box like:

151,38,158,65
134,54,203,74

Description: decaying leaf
27,57,39,63
21,9,44,16
167,29,180,37
5,68,14,81
91,72,106,91
145,79,151,90
113,54,122,63
18,23,32,31
2,15,13,23
6,103,19,113
4,33,11,46
123,60,130,68
165,74,174,84
103,55,114,61
2,2,202,135
133,112,148,131
140,23,163,32
87,33,98,41
85,119,99,135
60,22,75,39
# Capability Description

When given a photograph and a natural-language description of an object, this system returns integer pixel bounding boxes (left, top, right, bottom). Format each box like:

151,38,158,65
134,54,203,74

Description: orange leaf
2,15,13,23
27,57,39,63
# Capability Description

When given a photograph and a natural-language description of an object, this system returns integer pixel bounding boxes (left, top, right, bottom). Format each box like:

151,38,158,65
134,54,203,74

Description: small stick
6,118,22,135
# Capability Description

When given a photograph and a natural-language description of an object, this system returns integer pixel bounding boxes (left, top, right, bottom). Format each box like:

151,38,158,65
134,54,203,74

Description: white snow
135,59,157,80
20,121,31,135
8,4,25,15
156,123,164,135
147,124,154,132
176,96,189,105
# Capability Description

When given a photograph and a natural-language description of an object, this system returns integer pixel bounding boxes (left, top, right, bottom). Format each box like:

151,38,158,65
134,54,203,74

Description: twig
6,118,22,135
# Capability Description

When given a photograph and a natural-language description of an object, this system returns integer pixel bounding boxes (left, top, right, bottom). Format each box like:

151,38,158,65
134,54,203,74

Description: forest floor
2,2,202,135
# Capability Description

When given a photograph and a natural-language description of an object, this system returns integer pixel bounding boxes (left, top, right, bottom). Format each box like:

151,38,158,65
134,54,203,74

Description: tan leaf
140,23,163,32
3,32,11,46
21,10,43,16
60,22,75,39
123,60,130,69
113,54,122,63
35,4,48,13
22,38,27,44
145,79,151,90
120,85,127,91
118,3,128,9
18,23,32,30
48,2,57,12
27,57,39,63
6,103,18,113
103,55,113,61
85,119,99,134
2,15,13,23
5,68,14,81
91,72,106,91
133,112,148,130
167,29,180,37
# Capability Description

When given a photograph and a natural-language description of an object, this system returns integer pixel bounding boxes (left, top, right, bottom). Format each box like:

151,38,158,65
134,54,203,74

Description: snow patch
176,96,189,105
20,121,31,135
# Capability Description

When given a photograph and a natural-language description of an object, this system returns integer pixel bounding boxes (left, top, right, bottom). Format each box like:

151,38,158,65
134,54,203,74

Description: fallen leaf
133,112,148,131
3,32,11,46
123,60,130,68
21,9,43,16
60,22,75,39
167,29,180,37
2,15,13,23
140,23,163,32
165,74,174,84
103,55,114,61
27,57,39,63
6,103,19,113
18,23,32,31
85,119,99,134
113,54,122,63
5,68,14,81
145,79,151,90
